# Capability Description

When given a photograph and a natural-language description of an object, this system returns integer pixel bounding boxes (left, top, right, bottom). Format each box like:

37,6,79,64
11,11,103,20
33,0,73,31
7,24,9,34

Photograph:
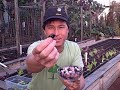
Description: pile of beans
57,66,83,81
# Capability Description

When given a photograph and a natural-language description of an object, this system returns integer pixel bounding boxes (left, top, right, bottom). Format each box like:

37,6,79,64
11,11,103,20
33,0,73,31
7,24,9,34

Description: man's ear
42,30,47,38
68,28,69,33
44,30,47,36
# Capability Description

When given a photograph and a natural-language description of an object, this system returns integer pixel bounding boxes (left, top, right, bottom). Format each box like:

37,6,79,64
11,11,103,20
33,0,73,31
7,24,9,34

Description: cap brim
43,16,68,23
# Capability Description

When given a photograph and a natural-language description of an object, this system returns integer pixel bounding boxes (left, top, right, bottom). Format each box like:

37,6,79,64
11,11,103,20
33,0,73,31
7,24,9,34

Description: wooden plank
103,63,118,76
14,0,20,56
86,79,101,90
91,79,102,90
103,70,119,90
103,63,119,83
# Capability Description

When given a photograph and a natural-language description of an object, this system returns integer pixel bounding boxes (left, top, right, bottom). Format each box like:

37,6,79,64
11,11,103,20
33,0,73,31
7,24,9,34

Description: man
26,6,85,90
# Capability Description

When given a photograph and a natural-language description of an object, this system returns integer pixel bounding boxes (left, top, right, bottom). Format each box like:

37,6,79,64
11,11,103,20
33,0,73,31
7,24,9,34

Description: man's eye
48,26,54,29
59,26,64,28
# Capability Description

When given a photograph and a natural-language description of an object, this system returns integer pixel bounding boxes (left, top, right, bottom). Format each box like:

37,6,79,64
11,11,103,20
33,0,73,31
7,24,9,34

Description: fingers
62,80,74,90
32,38,53,55
67,81,80,90
59,77,72,88
40,47,59,67
39,40,56,59
45,52,59,68
59,77,80,90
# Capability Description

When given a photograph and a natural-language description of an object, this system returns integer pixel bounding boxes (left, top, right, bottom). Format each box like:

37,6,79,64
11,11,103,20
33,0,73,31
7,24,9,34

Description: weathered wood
85,79,102,90
0,44,30,52
40,1,46,39
80,6,83,41
89,8,92,37
103,70,119,90
14,0,20,56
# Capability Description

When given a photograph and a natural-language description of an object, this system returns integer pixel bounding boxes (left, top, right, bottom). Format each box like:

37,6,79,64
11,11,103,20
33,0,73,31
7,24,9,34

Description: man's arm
25,38,59,73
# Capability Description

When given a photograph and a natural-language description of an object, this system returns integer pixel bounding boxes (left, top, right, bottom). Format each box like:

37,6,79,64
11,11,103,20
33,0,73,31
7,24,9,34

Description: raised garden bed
79,38,120,90
81,39,120,77
83,54,120,90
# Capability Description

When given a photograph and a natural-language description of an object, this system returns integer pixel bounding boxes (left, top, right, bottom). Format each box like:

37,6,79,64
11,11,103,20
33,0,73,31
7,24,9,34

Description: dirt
108,77,120,90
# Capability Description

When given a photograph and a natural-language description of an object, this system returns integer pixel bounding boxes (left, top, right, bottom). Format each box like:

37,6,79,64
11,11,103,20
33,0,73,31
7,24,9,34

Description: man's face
44,20,69,47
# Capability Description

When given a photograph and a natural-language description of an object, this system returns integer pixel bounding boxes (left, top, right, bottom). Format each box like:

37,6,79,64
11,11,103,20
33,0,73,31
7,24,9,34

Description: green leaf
92,59,97,66
102,55,105,62
89,51,94,57
109,51,113,57
17,68,24,76
48,64,59,73
93,48,97,54
105,52,109,59
87,63,93,71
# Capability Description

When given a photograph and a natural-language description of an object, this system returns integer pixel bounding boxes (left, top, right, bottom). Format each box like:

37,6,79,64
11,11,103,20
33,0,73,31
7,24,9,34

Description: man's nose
54,28,59,35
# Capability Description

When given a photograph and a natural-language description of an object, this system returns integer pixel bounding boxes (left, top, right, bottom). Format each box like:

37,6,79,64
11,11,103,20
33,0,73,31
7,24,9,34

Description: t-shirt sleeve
72,43,84,68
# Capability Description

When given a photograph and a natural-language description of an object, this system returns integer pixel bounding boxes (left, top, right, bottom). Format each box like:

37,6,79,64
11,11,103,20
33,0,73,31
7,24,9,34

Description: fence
0,3,42,48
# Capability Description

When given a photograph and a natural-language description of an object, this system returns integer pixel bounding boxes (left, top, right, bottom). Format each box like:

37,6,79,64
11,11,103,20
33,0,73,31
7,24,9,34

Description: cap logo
56,13,61,15
57,7,61,12
56,7,62,16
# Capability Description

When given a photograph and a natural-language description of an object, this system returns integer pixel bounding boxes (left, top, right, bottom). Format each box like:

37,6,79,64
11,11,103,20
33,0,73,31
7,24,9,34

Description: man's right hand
32,38,59,68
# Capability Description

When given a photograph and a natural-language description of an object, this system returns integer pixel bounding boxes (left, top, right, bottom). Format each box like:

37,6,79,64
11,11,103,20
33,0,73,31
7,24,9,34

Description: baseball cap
43,6,69,23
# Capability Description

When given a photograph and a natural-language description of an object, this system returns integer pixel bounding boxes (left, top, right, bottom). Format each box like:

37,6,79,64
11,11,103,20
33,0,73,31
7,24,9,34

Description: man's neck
56,45,64,53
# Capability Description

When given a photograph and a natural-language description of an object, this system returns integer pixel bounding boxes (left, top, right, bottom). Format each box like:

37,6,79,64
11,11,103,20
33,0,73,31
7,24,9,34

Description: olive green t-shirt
27,40,84,90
